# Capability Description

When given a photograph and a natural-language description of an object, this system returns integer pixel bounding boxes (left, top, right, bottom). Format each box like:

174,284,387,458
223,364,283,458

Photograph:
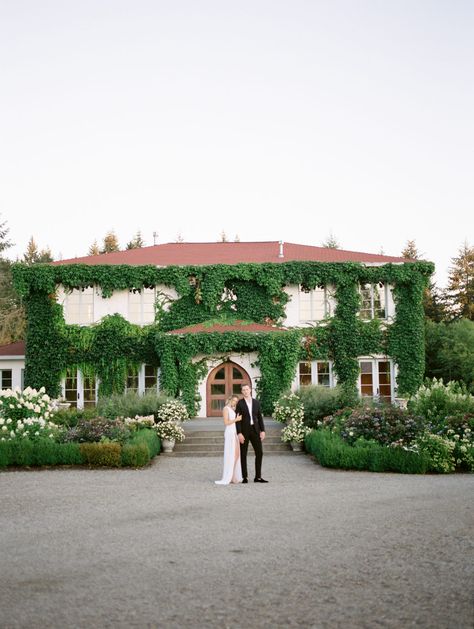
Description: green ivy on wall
12,259,434,413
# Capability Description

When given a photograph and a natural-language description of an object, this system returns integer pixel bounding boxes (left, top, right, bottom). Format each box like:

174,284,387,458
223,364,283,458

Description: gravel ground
0,454,473,629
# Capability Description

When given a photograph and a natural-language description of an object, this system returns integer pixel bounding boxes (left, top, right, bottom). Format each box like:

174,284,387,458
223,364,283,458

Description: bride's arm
223,407,233,426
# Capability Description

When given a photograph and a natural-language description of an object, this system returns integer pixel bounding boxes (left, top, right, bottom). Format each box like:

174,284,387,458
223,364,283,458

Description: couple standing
215,383,268,485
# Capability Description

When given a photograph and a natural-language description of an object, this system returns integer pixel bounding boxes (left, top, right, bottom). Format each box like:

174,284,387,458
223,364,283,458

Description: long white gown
215,406,243,485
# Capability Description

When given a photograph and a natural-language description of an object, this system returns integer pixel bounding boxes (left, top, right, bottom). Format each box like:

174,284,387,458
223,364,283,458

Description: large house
2,241,434,417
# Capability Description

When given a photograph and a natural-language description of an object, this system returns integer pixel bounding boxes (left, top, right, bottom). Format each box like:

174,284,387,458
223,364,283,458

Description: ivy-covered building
3,241,434,416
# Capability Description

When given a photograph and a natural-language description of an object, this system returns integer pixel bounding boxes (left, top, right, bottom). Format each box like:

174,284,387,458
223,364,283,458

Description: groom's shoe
242,478,248,484
254,478,269,483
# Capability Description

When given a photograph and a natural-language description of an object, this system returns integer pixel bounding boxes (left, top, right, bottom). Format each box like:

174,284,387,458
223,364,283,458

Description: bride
215,395,243,485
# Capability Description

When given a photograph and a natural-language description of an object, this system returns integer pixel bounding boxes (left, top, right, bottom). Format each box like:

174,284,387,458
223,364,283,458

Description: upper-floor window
299,286,335,322
128,288,156,325
359,283,387,320
298,361,334,387
64,287,94,325
0,369,12,390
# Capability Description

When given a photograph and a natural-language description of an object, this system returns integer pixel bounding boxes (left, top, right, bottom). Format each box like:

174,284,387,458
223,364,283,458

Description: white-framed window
298,361,334,387
0,369,12,390
359,283,387,320
299,286,335,322
64,287,94,325
358,358,394,403
126,364,159,394
128,288,156,325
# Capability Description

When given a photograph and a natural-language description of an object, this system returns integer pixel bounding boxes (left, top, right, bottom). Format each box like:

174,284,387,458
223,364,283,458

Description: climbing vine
12,259,434,411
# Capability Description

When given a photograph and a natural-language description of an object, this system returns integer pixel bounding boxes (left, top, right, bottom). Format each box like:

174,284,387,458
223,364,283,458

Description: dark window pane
211,399,225,410
211,384,226,395
233,384,243,394
360,362,372,374
232,367,243,379
1,369,12,389
317,374,330,387
299,375,312,386
214,368,225,380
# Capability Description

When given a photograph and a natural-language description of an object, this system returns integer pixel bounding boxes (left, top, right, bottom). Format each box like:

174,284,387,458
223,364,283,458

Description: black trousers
240,426,263,480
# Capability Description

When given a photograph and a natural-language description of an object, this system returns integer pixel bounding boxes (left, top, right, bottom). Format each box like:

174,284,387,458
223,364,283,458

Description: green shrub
52,407,98,428
79,442,122,467
408,378,474,427
121,442,150,467
59,418,132,444
0,440,82,467
97,391,173,421
415,432,456,473
297,385,356,428
305,429,430,474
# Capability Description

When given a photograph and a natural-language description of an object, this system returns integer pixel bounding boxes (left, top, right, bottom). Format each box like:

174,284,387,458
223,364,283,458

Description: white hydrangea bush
281,418,311,444
273,393,305,424
0,386,61,442
158,400,189,423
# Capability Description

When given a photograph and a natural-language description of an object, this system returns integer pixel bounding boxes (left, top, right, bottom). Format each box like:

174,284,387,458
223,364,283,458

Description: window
358,359,393,403
0,369,12,390
144,365,158,392
128,288,156,325
83,375,97,408
64,288,94,325
299,286,334,321
126,369,139,393
359,283,386,320
298,361,334,387
64,369,78,408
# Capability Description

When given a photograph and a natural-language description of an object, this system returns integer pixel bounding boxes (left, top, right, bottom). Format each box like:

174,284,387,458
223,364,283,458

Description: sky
1,0,473,287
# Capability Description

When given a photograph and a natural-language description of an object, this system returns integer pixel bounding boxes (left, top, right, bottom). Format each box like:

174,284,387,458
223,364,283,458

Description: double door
359,359,394,403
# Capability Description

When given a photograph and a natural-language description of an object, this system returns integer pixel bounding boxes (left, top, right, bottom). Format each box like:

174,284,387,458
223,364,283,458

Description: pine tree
220,231,228,243
321,233,340,249
0,214,12,257
23,237,53,264
175,233,184,243
88,240,100,256
234,234,240,242
444,241,474,320
126,231,145,249
424,281,447,322
101,231,120,253
402,240,420,260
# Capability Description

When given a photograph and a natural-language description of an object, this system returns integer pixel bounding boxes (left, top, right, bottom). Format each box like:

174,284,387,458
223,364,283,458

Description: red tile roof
0,341,25,356
53,241,411,267
167,321,288,335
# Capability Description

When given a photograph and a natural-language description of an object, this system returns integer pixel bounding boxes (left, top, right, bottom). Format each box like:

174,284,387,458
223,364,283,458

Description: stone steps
169,424,294,457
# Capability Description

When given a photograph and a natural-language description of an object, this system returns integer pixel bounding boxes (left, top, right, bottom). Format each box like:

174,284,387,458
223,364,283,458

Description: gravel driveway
1,454,472,628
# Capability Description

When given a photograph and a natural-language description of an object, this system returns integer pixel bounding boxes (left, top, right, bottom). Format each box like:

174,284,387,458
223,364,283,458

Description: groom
235,383,268,483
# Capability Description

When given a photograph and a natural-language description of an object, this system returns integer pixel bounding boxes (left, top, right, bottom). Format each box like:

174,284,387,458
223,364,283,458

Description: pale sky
1,1,473,287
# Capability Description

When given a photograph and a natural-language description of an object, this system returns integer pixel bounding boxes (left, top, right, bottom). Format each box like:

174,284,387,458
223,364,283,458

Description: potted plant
155,420,186,453
281,418,310,451
273,393,305,424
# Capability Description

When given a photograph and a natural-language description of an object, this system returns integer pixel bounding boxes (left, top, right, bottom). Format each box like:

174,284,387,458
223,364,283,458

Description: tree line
0,215,472,390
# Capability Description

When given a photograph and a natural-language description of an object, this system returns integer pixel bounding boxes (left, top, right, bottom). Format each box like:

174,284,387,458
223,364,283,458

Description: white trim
0,355,25,360
357,357,395,401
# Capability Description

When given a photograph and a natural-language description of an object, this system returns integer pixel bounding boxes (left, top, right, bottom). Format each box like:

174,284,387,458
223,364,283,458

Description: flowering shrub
0,416,61,442
154,421,185,442
438,414,474,471
335,406,425,447
281,418,311,444
273,393,304,424
415,433,456,473
297,385,355,428
0,386,57,423
157,400,189,423
59,418,132,444
122,415,155,431
408,378,474,426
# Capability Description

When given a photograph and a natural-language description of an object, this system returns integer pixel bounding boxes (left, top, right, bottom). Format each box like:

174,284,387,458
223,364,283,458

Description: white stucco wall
195,352,260,417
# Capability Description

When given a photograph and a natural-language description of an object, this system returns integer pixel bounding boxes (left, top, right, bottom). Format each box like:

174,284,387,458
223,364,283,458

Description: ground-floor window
126,365,159,394
63,369,97,409
298,361,335,388
358,358,394,403
0,369,12,390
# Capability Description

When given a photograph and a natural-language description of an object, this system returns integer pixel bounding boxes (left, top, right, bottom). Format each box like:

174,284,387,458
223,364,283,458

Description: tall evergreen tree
126,231,145,249
23,237,53,264
402,240,420,259
88,240,100,256
101,231,120,253
444,241,474,321
0,214,13,256
220,231,228,242
321,233,340,249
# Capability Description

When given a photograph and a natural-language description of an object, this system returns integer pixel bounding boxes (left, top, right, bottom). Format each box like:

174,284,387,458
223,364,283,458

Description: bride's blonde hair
225,394,239,406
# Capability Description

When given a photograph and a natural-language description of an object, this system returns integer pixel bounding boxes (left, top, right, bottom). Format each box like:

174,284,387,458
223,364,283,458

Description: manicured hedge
304,429,431,474
0,440,83,467
0,429,161,469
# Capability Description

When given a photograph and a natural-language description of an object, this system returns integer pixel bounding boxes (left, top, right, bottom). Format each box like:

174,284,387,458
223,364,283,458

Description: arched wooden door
206,361,251,417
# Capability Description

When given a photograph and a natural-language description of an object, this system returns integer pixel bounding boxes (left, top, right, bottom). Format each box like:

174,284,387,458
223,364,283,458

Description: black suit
236,397,265,480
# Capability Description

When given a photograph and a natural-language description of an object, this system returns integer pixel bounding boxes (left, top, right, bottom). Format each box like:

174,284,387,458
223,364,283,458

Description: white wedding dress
215,406,243,485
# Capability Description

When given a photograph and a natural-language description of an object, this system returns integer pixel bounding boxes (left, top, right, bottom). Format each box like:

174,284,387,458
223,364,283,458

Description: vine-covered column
24,292,66,396
331,280,360,394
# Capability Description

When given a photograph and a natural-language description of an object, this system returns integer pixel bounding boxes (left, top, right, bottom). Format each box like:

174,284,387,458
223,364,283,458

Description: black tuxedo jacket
235,397,265,437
